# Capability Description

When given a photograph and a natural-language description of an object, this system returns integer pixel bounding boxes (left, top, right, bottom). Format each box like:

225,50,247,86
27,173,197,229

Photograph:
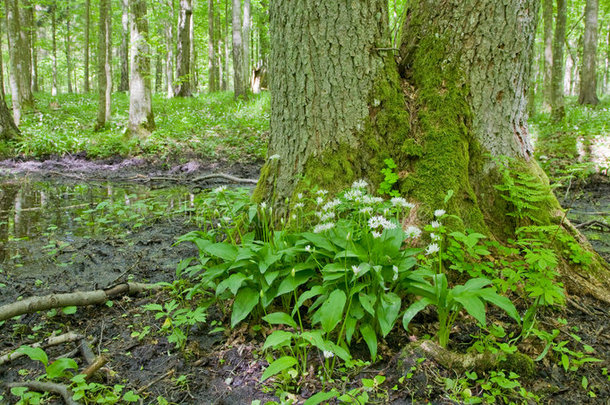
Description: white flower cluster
368,216,397,231
392,265,399,281
425,243,440,255
434,209,446,217
316,211,336,222
390,197,415,209
322,199,341,212
351,179,368,189
405,225,422,239
313,222,335,233
213,185,227,194
362,195,384,205
344,189,363,201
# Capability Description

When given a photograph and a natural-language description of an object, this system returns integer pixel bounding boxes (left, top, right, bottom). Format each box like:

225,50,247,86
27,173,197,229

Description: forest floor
0,155,609,404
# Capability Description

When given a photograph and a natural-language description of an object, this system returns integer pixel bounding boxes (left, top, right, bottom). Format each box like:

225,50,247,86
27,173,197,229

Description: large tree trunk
18,0,32,97
119,0,130,92
551,0,567,121
164,0,175,98
95,0,111,130
255,0,610,303
542,0,553,110
231,0,245,98
189,9,197,92
64,0,73,93
128,0,155,137
207,0,218,92
174,0,192,97
578,0,599,105
83,0,90,92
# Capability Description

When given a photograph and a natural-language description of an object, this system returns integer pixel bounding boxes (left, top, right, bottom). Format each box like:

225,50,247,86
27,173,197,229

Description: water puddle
0,177,208,304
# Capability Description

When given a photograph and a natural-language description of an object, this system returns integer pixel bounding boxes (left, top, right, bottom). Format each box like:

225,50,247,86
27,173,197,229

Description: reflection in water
0,178,198,270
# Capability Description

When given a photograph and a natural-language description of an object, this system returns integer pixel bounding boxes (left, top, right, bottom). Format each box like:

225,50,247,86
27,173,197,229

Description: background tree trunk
189,9,197,91
128,0,155,136
24,0,37,92
5,0,33,124
18,0,32,98
164,0,175,98
64,0,73,93
551,0,567,121
578,0,599,105
83,0,90,92
207,0,218,92
174,0,192,97
231,0,245,98
51,2,58,96
542,0,553,110
95,0,111,130
242,0,250,90
119,0,130,92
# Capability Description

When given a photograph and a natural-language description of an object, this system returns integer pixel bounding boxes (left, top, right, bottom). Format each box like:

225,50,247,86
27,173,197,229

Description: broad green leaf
15,346,48,366
216,273,248,296
122,391,140,402
345,316,357,344
62,306,77,315
454,295,486,326
303,390,339,405
358,293,376,316
477,288,520,322
231,288,260,327
293,286,324,315
204,243,238,261
276,270,314,297
46,358,78,379
402,298,432,331
301,232,337,254
316,290,346,334
360,323,378,361
561,354,569,371
377,292,401,337
262,330,293,350
260,356,298,382
301,331,325,349
460,277,492,293
262,312,298,329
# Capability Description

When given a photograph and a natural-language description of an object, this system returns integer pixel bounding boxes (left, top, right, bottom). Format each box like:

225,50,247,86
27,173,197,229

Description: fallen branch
79,339,96,365
0,282,160,322
0,332,83,366
574,220,610,231
82,355,108,380
4,381,79,405
192,173,258,184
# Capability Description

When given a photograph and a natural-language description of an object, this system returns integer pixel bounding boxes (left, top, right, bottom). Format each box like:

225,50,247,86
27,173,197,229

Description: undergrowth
2,91,269,162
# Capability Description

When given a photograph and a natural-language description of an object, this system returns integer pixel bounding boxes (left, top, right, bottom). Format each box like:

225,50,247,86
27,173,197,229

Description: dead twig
136,369,174,395
192,173,258,184
4,381,79,405
82,355,109,380
0,332,83,366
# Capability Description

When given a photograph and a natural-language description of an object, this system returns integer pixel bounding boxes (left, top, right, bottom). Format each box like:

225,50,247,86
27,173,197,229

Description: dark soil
1,158,609,404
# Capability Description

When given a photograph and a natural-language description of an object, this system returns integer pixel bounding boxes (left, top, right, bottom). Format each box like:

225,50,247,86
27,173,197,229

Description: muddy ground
0,158,609,404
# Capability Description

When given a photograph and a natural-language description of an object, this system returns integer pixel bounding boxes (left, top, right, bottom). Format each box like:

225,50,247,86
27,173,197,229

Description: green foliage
377,158,400,197
9,91,269,162
142,299,207,349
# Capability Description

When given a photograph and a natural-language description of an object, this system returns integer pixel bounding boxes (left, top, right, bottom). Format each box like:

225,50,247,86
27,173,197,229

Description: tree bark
119,0,130,92
242,0,250,90
83,0,90,92
578,0,599,105
18,0,32,96
542,0,553,110
189,8,197,91
24,0,37,92
164,0,175,98
231,0,245,98
0,89,19,141
551,0,567,121
95,0,111,130
255,0,610,303
128,0,155,137
207,0,218,92
65,0,73,93
5,0,33,125
51,2,58,96
174,0,192,97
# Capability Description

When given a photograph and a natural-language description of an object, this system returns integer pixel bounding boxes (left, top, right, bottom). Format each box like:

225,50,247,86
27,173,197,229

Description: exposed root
0,332,83,366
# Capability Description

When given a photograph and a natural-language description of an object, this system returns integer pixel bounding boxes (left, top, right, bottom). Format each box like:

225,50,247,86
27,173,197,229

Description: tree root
4,381,79,405
400,340,535,377
0,332,84,366
0,282,160,322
